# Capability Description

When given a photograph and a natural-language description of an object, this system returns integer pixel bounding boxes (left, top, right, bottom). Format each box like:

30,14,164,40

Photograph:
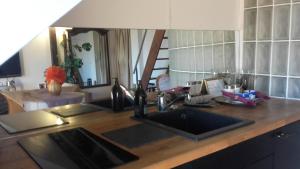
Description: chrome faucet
157,92,186,112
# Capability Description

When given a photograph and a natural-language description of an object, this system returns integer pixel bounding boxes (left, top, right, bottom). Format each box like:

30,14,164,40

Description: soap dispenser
111,78,124,112
134,81,147,118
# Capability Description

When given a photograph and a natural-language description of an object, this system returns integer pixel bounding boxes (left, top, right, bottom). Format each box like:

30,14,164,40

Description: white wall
53,0,241,30
169,0,242,30
54,0,170,29
0,29,52,90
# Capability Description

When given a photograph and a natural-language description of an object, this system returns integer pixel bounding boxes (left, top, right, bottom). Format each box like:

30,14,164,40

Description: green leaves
73,42,92,52
82,42,92,51
73,44,82,52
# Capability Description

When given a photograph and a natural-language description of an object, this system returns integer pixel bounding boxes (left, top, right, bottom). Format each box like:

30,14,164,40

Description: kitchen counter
1,98,300,169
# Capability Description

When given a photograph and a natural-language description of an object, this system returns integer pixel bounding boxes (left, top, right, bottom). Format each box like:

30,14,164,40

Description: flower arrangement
45,66,66,96
45,66,66,85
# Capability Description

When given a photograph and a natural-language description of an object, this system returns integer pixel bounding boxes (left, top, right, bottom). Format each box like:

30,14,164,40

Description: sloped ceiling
0,0,81,65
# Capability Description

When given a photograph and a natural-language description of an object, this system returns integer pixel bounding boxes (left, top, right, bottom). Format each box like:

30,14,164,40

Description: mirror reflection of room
53,28,111,88
0,29,239,115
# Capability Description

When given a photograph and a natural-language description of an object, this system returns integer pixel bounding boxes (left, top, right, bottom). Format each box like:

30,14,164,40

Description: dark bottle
134,81,147,118
111,78,124,112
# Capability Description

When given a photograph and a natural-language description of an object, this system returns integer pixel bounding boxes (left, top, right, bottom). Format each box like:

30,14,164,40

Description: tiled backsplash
168,30,237,87
243,0,300,99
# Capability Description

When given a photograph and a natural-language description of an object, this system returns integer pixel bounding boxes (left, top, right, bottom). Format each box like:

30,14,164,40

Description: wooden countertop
1,98,300,169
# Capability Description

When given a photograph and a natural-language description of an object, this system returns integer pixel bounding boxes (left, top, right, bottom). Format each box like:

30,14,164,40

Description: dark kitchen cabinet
244,155,273,169
273,121,300,169
174,131,274,169
175,120,300,169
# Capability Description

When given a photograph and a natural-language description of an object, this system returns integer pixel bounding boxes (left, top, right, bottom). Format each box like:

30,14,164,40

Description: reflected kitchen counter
1,89,85,114
1,98,300,169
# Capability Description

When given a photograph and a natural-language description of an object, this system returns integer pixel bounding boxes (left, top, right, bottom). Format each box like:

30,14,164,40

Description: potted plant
45,66,66,96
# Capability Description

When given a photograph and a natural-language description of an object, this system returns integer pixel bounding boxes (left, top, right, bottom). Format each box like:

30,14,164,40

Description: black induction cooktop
48,104,103,117
18,128,138,169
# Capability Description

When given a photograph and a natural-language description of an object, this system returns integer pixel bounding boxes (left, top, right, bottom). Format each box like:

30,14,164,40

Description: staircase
132,30,169,91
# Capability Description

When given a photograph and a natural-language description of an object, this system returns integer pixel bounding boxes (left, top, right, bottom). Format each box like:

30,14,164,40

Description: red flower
45,66,66,85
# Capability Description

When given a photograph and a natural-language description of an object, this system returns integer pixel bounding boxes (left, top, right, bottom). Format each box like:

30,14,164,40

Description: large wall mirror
49,27,111,88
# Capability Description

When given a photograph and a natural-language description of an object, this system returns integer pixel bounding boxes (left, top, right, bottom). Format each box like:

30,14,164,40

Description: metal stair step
156,57,169,60
153,67,169,70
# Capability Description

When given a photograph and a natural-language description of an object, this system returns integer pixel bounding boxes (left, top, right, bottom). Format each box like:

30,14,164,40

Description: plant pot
47,80,62,96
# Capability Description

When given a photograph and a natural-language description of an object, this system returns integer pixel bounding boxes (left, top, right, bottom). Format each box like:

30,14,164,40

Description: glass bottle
111,78,124,112
134,81,147,118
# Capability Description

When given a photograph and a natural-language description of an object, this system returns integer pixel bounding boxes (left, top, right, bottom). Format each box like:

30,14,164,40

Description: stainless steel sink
138,108,254,141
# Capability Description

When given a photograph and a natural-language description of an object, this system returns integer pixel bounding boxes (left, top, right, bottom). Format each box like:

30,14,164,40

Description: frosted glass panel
176,49,184,70
181,31,188,47
257,7,273,40
255,76,270,94
205,73,214,79
196,74,205,81
168,30,236,88
272,42,288,75
213,31,223,43
177,73,191,86
292,4,300,40
243,43,256,73
256,42,271,74
188,31,194,46
213,45,224,73
224,31,235,42
169,30,177,48
245,0,257,8
274,0,290,4
181,48,190,71
242,0,300,99
271,77,287,97
169,50,175,69
195,31,202,46
288,78,300,98
188,48,195,71
203,31,213,44
203,46,213,72
170,71,179,87
189,73,196,82
195,47,203,72
274,5,290,40
244,9,257,41
258,0,272,6
289,42,300,76
225,44,236,73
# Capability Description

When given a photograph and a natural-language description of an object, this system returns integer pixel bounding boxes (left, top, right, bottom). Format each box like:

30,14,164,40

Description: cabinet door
274,121,300,169
244,155,273,169
174,131,274,169
173,151,222,169
218,132,274,169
